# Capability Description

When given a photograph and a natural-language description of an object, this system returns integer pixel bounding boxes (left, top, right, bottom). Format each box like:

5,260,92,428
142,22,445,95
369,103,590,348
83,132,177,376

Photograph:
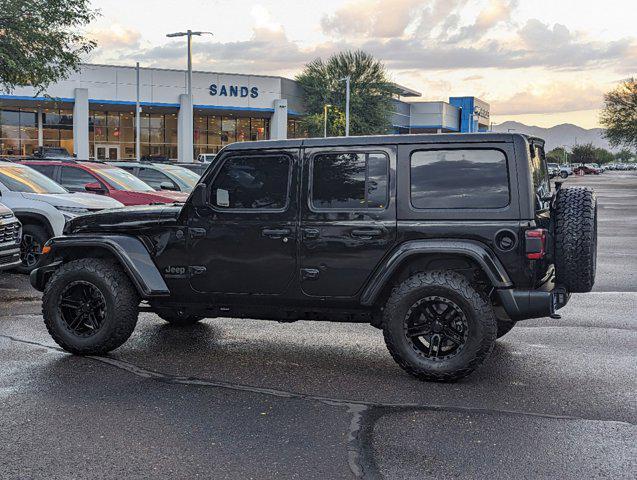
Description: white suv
0,161,124,272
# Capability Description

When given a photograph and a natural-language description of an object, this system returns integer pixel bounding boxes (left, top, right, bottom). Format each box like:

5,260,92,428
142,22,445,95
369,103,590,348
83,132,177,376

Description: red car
20,160,189,206
573,164,601,175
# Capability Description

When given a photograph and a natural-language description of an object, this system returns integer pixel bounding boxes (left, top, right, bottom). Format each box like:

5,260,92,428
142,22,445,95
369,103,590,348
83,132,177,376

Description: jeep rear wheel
383,271,497,382
43,259,139,354
554,187,597,292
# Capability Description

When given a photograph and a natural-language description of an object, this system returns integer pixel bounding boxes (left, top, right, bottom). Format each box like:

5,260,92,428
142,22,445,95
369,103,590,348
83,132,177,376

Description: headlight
56,206,89,221
55,206,89,215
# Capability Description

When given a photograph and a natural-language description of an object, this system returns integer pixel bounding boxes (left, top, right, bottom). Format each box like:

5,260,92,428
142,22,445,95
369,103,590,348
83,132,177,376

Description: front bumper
496,286,570,321
0,247,21,271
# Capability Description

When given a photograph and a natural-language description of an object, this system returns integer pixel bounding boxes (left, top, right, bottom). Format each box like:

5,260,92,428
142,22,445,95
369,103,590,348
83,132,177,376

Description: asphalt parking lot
1,172,635,479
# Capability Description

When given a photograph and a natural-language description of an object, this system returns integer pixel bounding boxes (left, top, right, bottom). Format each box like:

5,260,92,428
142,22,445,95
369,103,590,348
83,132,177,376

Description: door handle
189,227,206,238
302,228,320,239
262,228,291,238
351,228,383,238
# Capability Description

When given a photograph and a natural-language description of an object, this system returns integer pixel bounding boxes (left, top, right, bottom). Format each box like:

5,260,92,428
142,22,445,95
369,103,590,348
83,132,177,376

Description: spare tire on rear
553,187,597,292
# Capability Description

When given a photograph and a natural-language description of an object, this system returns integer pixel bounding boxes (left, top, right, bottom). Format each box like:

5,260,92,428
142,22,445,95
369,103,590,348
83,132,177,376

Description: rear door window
311,152,389,210
410,149,509,209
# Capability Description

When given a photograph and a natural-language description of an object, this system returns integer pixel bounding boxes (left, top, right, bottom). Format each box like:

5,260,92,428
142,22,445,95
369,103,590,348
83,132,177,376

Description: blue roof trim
89,98,181,108
0,94,75,103
194,104,274,113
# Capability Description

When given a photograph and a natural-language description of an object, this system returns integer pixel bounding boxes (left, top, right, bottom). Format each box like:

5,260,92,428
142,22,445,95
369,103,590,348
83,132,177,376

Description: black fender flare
30,234,169,298
359,240,513,306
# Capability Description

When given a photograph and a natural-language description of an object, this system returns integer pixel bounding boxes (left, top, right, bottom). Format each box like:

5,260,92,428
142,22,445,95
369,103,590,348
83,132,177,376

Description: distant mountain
491,121,615,152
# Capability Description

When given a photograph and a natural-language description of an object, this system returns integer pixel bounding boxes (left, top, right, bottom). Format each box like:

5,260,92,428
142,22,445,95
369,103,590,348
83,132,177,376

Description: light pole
323,104,332,138
339,76,351,136
166,30,212,161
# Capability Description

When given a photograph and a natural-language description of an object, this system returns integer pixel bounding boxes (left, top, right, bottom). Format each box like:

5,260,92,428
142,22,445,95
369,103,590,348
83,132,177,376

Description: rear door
299,146,397,298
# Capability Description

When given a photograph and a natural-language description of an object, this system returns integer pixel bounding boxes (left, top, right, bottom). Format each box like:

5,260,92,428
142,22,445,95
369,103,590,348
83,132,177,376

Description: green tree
547,147,569,164
600,78,637,150
296,50,398,137
614,149,634,162
0,0,98,94
593,147,614,165
570,143,597,164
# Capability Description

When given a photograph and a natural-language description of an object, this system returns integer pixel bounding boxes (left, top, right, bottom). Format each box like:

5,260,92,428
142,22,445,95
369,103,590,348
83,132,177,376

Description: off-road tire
383,270,497,382
157,310,205,326
496,319,516,339
17,224,48,273
43,258,139,354
554,187,597,292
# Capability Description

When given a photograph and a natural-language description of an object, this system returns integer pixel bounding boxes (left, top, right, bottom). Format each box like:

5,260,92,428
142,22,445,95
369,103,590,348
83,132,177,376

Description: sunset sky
86,0,636,129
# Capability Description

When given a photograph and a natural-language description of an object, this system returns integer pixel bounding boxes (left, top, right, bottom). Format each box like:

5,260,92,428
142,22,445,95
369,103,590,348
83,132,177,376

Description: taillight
525,228,547,260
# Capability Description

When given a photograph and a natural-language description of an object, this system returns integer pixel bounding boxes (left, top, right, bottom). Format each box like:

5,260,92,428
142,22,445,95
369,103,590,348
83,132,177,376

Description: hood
116,189,189,206
64,204,182,234
20,192,124,209
0,202,13,217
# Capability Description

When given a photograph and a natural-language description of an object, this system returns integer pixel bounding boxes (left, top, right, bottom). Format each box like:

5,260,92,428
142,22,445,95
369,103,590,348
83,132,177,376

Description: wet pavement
1,172,635,479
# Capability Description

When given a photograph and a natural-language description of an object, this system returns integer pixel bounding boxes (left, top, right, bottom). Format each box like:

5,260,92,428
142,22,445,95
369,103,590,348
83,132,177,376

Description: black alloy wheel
58,280,107,337
20,233,41,268
404,296,469,360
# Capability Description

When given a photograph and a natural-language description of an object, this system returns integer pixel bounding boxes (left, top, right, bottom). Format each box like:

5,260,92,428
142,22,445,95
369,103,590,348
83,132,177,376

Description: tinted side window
410,149,509,209
60,166,98,191
210,155,290,210
137,168,175,190
311,152,389,209
28,164,56,179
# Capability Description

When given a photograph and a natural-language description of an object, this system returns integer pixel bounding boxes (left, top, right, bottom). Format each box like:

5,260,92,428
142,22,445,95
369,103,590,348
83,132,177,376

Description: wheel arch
13,212,55,238
31,235,170,298
360,240,513,307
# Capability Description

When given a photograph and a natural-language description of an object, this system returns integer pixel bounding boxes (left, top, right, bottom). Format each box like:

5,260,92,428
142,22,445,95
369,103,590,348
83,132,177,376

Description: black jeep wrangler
31,134,597,381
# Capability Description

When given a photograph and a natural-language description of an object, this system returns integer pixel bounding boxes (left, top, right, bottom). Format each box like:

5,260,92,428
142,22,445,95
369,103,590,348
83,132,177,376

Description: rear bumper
0,247,21,271
496,286,570,321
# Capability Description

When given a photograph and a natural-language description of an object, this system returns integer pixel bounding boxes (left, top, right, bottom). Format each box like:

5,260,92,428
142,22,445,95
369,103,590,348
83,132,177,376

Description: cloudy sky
85,0,636,128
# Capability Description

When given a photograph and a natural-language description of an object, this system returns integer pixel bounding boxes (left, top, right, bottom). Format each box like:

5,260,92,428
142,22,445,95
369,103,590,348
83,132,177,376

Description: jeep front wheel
383,271,497,382
43,259,139,354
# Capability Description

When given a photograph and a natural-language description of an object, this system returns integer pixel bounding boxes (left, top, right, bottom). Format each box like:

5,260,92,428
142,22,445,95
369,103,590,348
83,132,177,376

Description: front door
300,146,397,298
95,144,119,161
189,149,299,295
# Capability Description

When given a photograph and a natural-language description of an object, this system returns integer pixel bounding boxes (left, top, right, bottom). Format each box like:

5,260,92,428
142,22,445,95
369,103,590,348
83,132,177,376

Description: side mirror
84,182,105,193
159,181,177,191
190,183,207,208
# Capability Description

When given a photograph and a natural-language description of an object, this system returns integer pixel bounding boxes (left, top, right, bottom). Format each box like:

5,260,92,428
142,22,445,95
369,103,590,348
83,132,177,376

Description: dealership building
0,63,490,161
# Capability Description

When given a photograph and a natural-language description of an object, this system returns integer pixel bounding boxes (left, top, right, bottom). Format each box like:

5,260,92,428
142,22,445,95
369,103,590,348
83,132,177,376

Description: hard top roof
223,132,541,151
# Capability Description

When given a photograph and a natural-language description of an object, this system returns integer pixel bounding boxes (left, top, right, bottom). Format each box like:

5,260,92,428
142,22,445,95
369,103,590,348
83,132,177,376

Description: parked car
175,162,210,176
31,133,597,382
20,160,189,206
111,162,201,193
32,146,74,160
197,153,216,163
573,164,601,175
0,202,21,271
0,161,124,272
547,163,560,178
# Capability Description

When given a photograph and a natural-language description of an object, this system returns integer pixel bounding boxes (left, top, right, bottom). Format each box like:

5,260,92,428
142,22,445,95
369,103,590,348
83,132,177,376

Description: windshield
161,165,200,189
0,164,68,194
95,166,155,191
530,143,550,210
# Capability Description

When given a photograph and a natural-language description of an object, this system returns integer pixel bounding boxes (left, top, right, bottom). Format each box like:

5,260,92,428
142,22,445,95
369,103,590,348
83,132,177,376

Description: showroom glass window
210,155,290,210
311,152,389,210
410,149,509,209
